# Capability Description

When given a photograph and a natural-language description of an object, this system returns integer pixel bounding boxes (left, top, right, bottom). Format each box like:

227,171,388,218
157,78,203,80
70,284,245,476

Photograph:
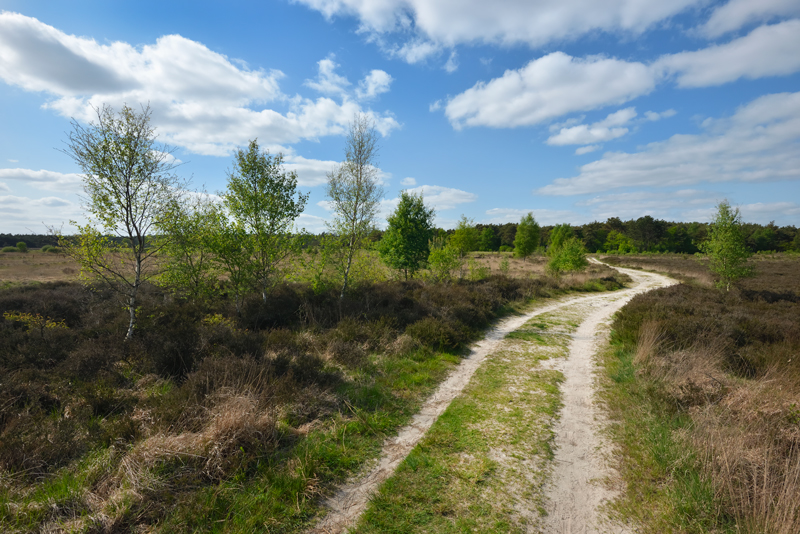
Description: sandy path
541,263,676,533
310,263,673,533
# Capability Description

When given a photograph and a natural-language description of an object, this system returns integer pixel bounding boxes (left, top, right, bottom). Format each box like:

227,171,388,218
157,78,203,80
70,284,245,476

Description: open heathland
600,253,800,533
0,259,627,533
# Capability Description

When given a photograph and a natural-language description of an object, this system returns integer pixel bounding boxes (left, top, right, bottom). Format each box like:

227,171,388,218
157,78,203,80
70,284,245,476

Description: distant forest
3,216,799,254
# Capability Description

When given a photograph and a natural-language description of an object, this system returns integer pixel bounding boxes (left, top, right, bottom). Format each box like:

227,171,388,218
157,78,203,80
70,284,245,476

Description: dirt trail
541,263,676,533
311,263,675,534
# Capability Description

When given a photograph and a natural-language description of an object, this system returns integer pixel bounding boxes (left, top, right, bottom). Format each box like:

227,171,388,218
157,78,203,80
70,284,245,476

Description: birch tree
701,200,754,291
57,104,185,340
326,114,383,297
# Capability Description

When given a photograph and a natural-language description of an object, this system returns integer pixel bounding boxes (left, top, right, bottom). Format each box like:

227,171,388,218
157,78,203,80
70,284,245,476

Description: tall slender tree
57,104,185,339
326,114,384,297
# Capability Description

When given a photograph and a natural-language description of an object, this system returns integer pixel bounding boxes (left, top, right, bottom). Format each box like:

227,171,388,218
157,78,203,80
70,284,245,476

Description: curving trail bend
310,261,675,534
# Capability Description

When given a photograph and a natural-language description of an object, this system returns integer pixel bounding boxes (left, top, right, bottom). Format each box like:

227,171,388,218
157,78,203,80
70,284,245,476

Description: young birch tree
57,104,185,340
326,114,384,298
222,139,309,303
700,200,754,291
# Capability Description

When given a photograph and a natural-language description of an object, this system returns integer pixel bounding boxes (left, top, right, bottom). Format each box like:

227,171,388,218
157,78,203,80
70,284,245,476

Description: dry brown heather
610,253,800,532
0,249,80,285
0,248,628,533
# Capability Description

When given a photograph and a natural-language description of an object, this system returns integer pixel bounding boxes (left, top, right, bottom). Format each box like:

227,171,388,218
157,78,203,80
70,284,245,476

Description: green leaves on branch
378,190,435,279
513,212,540,260
546,224,587,276
700,200,754,291
221,140,309,304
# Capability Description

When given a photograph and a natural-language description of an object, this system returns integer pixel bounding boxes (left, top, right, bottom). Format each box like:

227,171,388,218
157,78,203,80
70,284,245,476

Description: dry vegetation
0,252,627,533
604,253,800,533
0,249,80,286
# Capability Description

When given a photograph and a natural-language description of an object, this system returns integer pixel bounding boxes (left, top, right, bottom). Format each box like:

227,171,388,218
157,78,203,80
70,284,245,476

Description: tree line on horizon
5,216,798,256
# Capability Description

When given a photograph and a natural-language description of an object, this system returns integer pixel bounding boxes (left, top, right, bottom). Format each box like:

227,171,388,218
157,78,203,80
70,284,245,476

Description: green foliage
478,227,500,251
1,246,18,252
449,216,479,258
426,235,463,282
378,190,435,279
548,224,574,253
547,237,588,276
15,242,28,252
499,245,513,253
604,230,638,253
56,103,185,339
700,200,754,291
513,212,540,259
499,256,510,275
159,194,223,299
222,139,309,303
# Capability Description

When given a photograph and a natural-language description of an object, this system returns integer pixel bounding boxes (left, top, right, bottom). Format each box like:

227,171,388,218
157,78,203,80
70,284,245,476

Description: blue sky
1,0,799,233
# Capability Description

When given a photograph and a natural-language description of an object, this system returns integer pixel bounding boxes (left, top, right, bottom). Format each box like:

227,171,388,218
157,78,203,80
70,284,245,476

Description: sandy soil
540,263,676,533
310,262,675,534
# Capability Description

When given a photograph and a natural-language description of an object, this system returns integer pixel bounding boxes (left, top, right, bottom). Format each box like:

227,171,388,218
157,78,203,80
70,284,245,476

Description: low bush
1,246,18,252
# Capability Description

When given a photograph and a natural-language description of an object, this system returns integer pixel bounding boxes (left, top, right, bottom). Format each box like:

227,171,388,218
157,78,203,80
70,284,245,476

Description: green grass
599,343,736,533
350,316,574,533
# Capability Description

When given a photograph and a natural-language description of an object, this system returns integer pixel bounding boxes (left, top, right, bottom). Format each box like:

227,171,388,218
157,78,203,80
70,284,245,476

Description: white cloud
575,145,600,155
7,159,18,163
444,52,655,129
304,56,351,95
644,109,676,121
296,213,329,233
282,155,338,187
296,0,701,62
739,202,800,224
538,92,800,196
0,168,83,192
444,22,800,130
429,100,442,112
0,194,83,233
444,51,458,73
578,189,718,221
356,69,393,99
547,107,636,146
655,20,800,87
0,13,399,157
404,184,477,211
0,182,10,193
400,177,417,186
699,0,800,38
484,207,583,226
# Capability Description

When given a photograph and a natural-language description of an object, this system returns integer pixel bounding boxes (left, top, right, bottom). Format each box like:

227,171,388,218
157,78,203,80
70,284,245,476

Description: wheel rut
310,263,675,533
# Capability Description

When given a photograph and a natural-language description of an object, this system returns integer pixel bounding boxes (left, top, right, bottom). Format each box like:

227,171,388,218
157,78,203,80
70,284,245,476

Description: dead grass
610,255,800,532
0,250,80,285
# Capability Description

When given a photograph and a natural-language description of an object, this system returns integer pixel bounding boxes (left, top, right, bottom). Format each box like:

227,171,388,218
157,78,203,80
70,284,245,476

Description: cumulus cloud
400,177,417,186
305,56,351,95
445,52,655,129
655,19,800,87
282,156,338,187
296,0,700,60
443,22,800,130
404,184,477,210
0,12,399,157
538,92,800,196
547,107,636,146
699,0,800,37
0,168,83,192
739,201,800,224
356,69,393,99
578,189,718,221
